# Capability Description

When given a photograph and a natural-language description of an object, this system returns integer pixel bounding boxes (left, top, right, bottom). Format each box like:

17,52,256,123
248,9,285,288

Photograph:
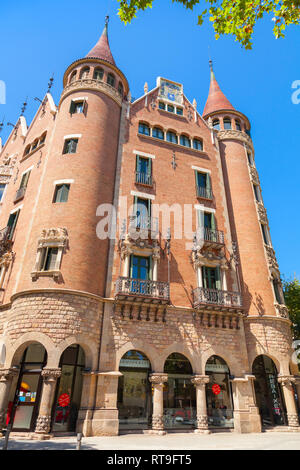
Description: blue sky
0,0,299,280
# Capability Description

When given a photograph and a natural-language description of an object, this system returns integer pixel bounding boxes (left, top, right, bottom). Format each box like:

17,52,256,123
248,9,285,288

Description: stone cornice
217,129,253,149
59,78,123,108
243,314,291,325
10,288,106,304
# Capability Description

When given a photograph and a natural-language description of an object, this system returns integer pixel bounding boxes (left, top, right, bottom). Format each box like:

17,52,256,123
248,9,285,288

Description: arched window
69,71,77,83
93,68,104,81
39,132,47,146
223,117,232,130
193,138,203,151
212,119,220,130
205,355,234,428
138,122,150,136
166,131,178,144
31,139,39,152
152,127,164,140
235,119,241,131
118,82,124,97
80,67,90,79
252,355,287,426
107,73,115,87
180,134,191,147
164,353,195,429
24,145,31,156
118,350,152,430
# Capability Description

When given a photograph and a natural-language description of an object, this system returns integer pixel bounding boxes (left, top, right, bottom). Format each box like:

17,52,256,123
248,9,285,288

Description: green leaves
283,277,300,341
117,0,300,49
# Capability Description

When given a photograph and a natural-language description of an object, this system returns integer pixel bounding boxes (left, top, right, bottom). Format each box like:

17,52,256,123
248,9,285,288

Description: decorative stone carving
274,303,289,319
256,202,268,224
120,233,160,261
249,166,259,184
277,375,296,386
287,413,300,427
0,368,18,381
0,250,15,268
35,415,52,434
217,129,253,149
60,79,123,107
38,228,68,248
149,373,168,385
191,375,210,387
152,414,164,430
192,245,227,269
196,415,208,428
41,368,62,381
265,245,280,273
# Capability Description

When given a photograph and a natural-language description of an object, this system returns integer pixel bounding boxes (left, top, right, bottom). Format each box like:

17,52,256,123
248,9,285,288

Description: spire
86,16,116,66
203,60,235,117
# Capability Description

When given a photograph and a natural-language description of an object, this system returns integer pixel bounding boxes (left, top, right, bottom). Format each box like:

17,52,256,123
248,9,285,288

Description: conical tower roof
203,60,235,117
86,19,116,66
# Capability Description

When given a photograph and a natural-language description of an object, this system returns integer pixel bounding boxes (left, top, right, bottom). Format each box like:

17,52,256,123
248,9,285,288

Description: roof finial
209,58,215,81
105,15,109,26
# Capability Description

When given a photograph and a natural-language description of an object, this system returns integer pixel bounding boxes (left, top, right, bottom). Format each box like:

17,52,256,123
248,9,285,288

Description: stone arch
251,352,281,375
115,340,159,372
4,332,55,368
53,335,97,370
158,342,198,373
201,347,240,376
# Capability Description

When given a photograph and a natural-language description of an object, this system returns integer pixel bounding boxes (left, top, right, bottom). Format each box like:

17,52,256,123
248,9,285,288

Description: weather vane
105,15,109,25
0,117,4,134
20,97,28,116
47,74,54,94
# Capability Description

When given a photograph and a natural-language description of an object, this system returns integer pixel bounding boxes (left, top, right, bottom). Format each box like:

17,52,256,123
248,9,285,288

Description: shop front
205,355,234,429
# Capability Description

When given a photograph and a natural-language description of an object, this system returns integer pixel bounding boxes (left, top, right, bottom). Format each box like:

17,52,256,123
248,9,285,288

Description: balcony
0,226,13,257
135,171,153,187
115,277,170,304
192,286,242,311
14,186,26,203
196,186,213,200
195,227,225,248
128,215,158,238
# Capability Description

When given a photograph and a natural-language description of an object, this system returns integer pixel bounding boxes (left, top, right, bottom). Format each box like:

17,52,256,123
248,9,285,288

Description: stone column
149,373,168,435
0,368,18,433
231,375,262,433
294,376,300,414
34,368,61,438
278,375,300,428
191,375,210,434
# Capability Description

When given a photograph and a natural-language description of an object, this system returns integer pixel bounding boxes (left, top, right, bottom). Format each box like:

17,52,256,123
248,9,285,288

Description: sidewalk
1,431,300,450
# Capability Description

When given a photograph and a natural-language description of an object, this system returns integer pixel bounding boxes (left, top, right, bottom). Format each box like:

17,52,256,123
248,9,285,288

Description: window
31,140,38,151
247,152,253,165
176,107,183,116
152,127,164,140
130,255,150,280
138,123,150,136
133,197,151,229
53,184,70,203
253,184,261,202
63,138,78,154
193,138,203,151
70,71,77,83
245,129,251,137
118,82,124,97
7,210,20,239
0,184,6,202
18,170,31,192
167,104,174,113
159,102,166,110
261,224,270,245
107,73,115,87
69,101,85,114
180,134,191,147
136,156,152,186
235,120,241,131
273,279,283,304
80,67,90,79
166,131,178,144
196,172,212,199
202,266,221,290
40,247,58,272
39,133,46,146
212,119,220,130
223,118,232,130
24,145,31,156
93,68,104,80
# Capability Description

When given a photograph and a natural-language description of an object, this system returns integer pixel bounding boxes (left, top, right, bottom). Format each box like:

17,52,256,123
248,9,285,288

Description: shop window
205,355,234,428
163,353,196,429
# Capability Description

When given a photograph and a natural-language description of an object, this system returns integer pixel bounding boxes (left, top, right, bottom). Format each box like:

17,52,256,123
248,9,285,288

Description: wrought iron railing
129,215,158,233
14,186,26,203
135,171,152,186
0,226,13,257
192,287,242,308
115,276,170,301
196,186,213,200
195,227,224,245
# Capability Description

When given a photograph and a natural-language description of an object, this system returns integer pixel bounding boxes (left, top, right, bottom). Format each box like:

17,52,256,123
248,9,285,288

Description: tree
283,277,300,341
117,0,300,49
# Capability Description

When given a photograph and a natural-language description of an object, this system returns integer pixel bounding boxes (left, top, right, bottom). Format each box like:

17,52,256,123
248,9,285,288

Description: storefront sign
58,393,70,408
212,384,221,395
206,364,229,373
268,374,282,415
120,359,150,369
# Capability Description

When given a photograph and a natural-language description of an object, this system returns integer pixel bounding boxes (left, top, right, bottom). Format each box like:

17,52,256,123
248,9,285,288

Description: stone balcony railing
60,78,123,107
192,286,243,311
115,277,170,304
217,129,253,149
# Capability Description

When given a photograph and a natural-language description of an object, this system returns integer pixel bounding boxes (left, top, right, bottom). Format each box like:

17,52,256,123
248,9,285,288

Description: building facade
0,22,299,438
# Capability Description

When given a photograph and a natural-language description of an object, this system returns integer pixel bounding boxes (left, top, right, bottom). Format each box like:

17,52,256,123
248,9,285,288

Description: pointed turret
203,60,235,117
86,17,116,66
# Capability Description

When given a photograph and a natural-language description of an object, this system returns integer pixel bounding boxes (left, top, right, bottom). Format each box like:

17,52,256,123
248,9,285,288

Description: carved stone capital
256,202,268,224
265,245,280,273
41,368,61,381
0,368,19,381
191,375,210,387
149,373,168,385
249,166,259,184
277,375,296,386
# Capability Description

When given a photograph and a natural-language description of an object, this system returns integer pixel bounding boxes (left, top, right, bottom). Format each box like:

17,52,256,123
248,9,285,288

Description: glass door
130,255,150,295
